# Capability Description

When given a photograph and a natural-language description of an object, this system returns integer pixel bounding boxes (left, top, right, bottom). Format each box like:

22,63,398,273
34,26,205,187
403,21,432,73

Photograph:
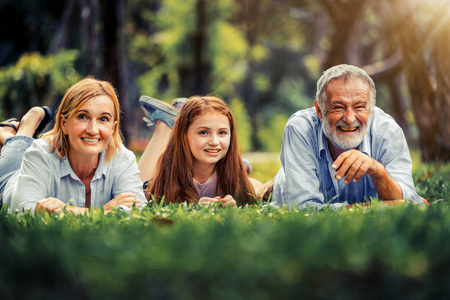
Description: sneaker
139,95,179,128
172,98,189,110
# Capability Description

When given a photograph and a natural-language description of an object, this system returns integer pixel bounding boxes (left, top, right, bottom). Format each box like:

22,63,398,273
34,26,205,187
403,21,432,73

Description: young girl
138,95,259,207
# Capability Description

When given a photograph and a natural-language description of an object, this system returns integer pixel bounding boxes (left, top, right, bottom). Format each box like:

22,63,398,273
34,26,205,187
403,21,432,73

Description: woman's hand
198,195,237,207
103,193,141,212
35,198,67,215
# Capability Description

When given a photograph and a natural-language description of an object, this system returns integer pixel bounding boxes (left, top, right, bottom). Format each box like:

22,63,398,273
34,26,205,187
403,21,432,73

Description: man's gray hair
315,64,376,113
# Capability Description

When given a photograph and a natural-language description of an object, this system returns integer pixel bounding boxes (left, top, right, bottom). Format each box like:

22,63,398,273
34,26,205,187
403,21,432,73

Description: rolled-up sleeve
110,148,146,202
11,143,53,213
375,125,422,204
281,123,324,208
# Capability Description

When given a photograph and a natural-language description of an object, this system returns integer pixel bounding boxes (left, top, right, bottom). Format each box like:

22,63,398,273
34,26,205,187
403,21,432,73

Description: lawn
0,151,448,299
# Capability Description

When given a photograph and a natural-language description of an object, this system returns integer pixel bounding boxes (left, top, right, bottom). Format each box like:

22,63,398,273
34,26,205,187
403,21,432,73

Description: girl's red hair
148,96,256,206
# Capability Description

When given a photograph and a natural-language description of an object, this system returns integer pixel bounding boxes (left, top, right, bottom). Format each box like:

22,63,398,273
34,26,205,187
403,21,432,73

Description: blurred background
0,0,449,163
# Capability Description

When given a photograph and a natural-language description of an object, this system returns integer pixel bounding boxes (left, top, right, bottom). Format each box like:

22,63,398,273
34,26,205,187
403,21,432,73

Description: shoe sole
139,96,179,118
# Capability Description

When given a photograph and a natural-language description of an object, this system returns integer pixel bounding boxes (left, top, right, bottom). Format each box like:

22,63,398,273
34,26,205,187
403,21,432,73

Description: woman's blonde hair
43,77,122,162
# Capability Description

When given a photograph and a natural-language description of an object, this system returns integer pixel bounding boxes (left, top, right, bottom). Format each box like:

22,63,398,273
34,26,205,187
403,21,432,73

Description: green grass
1,200,449,299
1,150,448,299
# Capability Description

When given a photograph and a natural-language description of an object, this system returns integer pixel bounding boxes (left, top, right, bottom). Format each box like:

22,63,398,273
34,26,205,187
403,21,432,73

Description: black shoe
0,118,19,132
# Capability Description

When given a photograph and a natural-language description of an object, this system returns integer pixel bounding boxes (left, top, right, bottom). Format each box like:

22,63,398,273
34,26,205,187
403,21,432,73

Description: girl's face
61,95,117,162
187,111,231,170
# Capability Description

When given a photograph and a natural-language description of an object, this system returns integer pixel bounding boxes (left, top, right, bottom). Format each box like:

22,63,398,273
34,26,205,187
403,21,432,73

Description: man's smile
337,126,359,132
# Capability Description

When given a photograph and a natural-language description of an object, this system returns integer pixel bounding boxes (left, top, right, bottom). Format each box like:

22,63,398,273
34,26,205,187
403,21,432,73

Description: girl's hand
199,195,237,207
198,196,220,206
218,195,237,207
103,193,141,212
35,198,66,215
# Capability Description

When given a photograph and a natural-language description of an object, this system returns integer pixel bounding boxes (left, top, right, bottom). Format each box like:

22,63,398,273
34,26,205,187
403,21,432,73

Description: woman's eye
219,131,228,135
77,114,87,120
100,116,110,122
199,131,208,135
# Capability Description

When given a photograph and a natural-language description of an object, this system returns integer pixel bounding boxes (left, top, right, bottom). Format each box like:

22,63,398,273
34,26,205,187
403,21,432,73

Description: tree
99,0,129,143
320,0,367,70
389,0,450,161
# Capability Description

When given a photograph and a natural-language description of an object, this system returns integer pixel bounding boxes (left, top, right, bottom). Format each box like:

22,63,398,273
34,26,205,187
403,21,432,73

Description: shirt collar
358,133,371,156
318,122,328,159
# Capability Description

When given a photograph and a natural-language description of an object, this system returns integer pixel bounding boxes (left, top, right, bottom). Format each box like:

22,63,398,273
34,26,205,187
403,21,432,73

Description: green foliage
257,113,288,152
0,162,448,298
0,197,449,299
0,50,81,118
229,97,251,152
413,163,450,203
135,0,250,100
250,159,282,184
208,20,248,94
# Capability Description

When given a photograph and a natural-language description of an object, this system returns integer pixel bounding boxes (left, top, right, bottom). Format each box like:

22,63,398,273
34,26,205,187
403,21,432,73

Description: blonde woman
1,77,144,214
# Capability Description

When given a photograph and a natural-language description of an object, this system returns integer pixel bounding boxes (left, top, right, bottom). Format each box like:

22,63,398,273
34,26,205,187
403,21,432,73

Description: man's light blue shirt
6,138,145,213
271,107,421,209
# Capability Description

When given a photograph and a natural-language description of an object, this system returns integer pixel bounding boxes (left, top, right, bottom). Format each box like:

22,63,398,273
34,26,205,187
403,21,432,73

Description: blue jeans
0,136,34,207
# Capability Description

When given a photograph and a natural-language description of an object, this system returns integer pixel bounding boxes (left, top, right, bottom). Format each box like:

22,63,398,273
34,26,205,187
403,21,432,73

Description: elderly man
270,64,423,209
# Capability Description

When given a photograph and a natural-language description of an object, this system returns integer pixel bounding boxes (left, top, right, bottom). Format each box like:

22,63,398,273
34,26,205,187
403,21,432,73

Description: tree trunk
48,0,77,53
239,0,261,151
80,0,97,75
390,0,444,161
99,0,129,144
321,0,366,69
193,0,210,95
432,11,450,161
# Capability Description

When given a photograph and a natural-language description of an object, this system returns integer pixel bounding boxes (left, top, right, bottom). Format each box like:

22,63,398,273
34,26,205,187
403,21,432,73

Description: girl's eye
77,114,87,120
219,131,229,135
199,130,208,135
100,116,110,122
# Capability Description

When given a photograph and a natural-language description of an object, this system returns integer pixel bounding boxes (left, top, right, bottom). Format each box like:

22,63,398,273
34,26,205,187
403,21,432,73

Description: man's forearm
369,161,403,200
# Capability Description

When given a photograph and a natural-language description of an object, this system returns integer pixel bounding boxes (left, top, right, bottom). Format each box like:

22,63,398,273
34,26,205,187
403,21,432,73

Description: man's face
316,78,373,151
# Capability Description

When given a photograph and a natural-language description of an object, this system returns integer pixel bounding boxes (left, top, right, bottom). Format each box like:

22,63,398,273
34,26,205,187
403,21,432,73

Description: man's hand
332,149,380,184
332,149,403,200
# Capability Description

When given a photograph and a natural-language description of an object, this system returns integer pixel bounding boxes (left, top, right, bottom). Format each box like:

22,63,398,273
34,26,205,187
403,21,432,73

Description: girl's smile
187,111,231,171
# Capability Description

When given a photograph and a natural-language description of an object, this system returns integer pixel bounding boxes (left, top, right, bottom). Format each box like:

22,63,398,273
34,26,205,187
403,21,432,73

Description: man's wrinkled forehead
325,76,371,101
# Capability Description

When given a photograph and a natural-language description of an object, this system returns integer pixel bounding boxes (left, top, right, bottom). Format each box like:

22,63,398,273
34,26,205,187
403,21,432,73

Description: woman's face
187,111,231,170
61,95,117,161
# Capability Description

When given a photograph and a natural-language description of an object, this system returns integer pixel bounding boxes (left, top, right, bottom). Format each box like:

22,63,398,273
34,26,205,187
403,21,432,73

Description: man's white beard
322,117,370,151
